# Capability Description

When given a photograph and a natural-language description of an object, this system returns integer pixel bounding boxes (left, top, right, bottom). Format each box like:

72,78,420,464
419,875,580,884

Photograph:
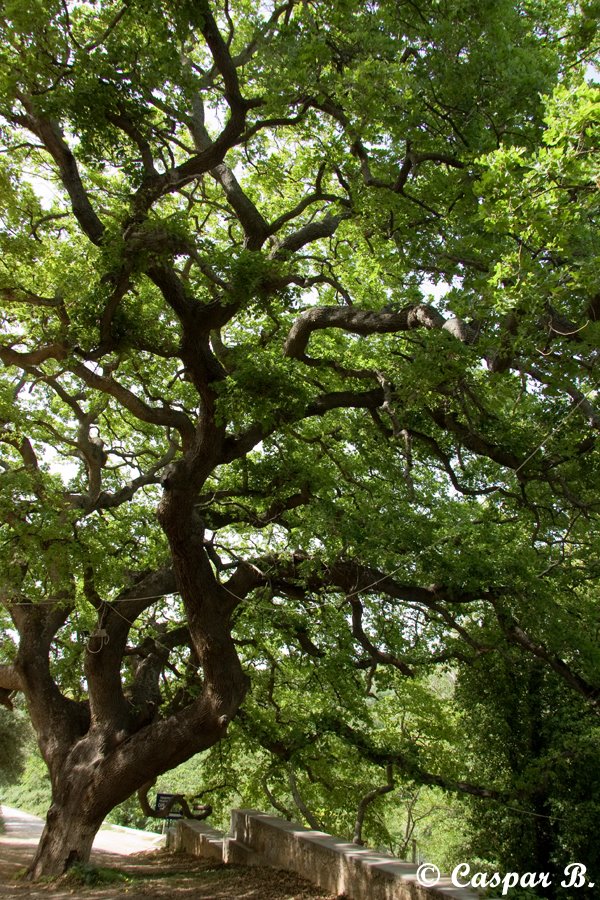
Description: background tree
0,0,598,887
453,648,600,896
0,706,29,788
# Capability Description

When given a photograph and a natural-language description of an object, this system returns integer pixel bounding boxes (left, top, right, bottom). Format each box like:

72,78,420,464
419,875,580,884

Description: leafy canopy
0,0,599,877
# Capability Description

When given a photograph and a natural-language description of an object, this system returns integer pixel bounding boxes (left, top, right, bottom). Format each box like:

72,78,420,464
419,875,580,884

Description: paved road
0,804,165,858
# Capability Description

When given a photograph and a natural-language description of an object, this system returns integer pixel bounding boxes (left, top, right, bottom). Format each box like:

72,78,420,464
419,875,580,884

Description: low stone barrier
169,818,224,861
170,808,479,900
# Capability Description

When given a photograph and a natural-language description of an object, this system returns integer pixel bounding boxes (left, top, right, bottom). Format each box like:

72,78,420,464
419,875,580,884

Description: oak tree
0,0,598,882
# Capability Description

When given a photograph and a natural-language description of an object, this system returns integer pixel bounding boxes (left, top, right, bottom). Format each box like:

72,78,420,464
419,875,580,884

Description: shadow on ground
0,808,337,900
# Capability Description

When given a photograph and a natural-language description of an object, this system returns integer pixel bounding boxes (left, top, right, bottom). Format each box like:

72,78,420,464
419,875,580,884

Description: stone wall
169,818,224,862
170,809,479,900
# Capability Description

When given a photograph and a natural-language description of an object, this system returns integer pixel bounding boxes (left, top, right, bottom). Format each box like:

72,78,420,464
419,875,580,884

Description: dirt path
0,807,337,900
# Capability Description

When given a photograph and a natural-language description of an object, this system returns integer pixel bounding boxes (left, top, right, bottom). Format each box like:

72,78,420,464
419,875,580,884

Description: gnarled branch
284,304,474,360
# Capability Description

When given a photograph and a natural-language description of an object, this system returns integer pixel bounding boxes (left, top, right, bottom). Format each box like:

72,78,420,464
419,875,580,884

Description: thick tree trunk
14,465,251,881
27,798,104,880
23,661,248,879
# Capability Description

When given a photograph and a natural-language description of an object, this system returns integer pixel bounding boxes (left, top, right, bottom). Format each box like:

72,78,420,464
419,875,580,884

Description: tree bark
25,701,232,878
28,805,103,880
13,540,249,878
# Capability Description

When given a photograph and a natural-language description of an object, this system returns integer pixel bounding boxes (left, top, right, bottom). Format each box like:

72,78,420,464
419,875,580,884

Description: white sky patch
44,449,81,484
421,278,451,302
22,172,61,210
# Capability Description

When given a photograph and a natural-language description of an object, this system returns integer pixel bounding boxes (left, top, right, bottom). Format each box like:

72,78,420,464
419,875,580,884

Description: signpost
155,792,184,819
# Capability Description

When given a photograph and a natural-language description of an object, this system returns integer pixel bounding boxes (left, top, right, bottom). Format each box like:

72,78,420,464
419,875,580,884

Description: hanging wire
511,381,600,478
86,629,109,654
8,590,179,606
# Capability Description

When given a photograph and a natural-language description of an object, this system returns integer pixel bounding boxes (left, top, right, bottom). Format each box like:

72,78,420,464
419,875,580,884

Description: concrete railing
170,808,479,900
